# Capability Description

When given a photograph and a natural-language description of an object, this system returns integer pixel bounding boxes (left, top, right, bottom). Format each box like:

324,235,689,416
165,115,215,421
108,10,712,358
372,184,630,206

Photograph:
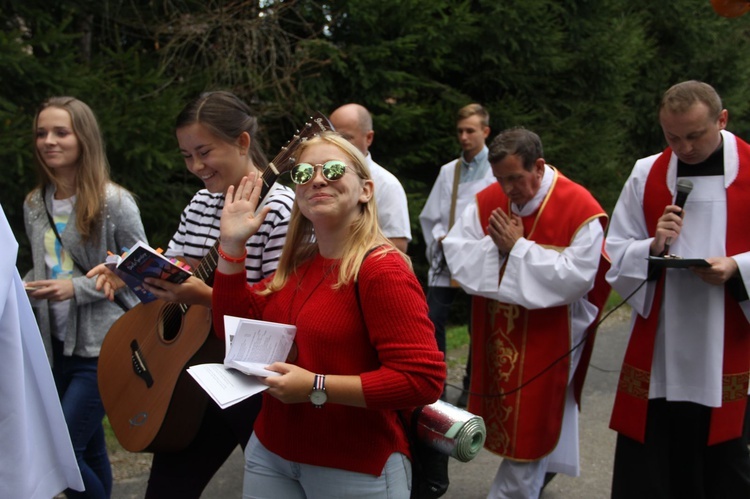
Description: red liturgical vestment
469,170,608,460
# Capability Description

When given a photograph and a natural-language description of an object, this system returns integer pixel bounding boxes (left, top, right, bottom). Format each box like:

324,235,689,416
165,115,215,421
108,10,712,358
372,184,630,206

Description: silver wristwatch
309,374,327,408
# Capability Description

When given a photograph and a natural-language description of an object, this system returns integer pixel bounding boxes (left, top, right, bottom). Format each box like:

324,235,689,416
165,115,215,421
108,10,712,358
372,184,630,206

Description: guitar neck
261,145,294,201
194,243,220,283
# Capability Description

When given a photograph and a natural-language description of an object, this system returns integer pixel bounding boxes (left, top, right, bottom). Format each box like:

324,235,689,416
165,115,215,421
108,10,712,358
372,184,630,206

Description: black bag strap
41,185,130,313
352,246,381,309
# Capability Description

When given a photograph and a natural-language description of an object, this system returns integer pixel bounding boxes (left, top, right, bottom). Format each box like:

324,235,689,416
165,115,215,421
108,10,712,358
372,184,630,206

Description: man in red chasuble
443,127,610,498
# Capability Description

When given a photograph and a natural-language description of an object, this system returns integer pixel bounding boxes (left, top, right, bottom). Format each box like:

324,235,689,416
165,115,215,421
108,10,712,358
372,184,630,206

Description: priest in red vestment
443,127,610,498
606,80,750,498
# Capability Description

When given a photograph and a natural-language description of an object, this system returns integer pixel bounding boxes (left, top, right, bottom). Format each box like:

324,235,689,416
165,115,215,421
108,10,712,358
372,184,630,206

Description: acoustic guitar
99,113,333,452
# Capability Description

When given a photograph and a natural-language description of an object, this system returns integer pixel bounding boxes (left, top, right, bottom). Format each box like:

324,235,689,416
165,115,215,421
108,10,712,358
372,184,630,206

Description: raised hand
219,173,271,257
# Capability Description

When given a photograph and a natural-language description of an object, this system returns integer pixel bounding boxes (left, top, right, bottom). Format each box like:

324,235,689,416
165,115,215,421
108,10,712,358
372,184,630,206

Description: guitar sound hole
161,308,183,342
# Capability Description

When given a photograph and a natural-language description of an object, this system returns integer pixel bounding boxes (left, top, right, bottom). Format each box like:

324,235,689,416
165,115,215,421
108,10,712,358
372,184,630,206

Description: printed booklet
105,240,192,303
187,316,297,409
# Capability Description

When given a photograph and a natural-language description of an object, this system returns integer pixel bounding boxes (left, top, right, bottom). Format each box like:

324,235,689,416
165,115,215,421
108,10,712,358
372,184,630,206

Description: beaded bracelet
218,245,247,264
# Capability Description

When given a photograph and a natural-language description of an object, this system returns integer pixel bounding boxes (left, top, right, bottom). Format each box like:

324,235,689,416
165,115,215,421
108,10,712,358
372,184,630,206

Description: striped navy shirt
166,184,294,284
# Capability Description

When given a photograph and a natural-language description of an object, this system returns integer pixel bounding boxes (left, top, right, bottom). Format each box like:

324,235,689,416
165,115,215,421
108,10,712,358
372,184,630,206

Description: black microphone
664,178,693,255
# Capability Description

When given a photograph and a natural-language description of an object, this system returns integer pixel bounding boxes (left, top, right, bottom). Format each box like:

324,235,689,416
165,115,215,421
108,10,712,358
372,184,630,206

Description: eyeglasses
290,160,348,185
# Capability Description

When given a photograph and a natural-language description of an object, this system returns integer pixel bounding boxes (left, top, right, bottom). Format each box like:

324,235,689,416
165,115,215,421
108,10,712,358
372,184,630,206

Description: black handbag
399,408,450,499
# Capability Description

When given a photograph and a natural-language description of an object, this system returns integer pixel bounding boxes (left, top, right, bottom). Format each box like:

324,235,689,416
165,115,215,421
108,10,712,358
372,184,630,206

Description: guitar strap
41,185,129,313
446,159,463,288
448,159,462,229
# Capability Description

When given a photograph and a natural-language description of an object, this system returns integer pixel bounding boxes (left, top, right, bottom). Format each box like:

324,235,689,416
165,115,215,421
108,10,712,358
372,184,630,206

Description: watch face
310,389,327,407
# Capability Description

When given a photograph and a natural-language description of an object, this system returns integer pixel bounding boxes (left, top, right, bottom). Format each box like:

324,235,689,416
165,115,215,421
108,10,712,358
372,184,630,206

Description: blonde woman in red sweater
212,131,445,498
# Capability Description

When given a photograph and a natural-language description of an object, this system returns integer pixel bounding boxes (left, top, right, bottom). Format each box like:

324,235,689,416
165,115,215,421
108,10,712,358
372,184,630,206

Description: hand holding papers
187,316,296,409
223,317,296,377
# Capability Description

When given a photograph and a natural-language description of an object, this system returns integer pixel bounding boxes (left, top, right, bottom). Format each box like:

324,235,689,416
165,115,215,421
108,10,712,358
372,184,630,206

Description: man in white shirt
605,80,750,498
419,103,495,404
443,127,608,498
329,103,411,253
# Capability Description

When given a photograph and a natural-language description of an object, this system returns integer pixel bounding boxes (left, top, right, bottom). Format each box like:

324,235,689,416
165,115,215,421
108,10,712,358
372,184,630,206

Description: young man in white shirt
418,103,495,404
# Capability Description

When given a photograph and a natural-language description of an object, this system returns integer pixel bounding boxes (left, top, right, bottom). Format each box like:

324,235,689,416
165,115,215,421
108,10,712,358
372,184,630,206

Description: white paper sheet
187,315,296,409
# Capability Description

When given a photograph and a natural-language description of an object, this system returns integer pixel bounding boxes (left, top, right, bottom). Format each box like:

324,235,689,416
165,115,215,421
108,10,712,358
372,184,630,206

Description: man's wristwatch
309,374,327,408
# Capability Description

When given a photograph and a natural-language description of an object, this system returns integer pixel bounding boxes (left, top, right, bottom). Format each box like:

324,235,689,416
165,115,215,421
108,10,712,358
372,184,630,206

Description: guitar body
98,298,221,452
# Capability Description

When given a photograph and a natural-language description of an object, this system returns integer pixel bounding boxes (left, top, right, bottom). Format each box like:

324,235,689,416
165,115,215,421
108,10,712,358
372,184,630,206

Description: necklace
287,256,335,324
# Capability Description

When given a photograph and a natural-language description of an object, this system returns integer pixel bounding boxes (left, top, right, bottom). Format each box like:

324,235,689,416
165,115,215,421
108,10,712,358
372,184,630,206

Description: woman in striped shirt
91,91,294,497
151,91,295,497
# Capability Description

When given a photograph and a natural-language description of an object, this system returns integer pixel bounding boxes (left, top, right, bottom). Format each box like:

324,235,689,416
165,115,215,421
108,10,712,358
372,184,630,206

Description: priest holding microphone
605,80,750,498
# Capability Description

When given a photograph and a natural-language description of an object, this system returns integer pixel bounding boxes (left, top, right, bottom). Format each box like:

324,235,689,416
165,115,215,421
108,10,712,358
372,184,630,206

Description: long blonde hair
30,97,113,242
262,132,409,293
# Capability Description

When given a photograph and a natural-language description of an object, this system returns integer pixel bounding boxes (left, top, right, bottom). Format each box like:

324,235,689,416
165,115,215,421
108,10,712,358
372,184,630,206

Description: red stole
468,170,609,460
610,138,750,445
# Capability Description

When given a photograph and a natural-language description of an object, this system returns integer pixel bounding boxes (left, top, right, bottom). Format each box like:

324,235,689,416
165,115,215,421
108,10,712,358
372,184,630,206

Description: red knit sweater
212,250,445,476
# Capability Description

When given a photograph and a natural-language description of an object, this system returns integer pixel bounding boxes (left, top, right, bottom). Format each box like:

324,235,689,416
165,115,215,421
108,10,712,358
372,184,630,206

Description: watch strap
310,374,327,408
313,373,326,391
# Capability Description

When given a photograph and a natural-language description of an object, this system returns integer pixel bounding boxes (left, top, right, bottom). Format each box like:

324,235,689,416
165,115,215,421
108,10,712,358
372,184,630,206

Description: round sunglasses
290,160,348,185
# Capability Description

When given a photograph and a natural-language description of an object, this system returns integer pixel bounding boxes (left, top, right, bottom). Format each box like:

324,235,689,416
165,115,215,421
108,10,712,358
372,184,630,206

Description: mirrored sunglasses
290,160,348,185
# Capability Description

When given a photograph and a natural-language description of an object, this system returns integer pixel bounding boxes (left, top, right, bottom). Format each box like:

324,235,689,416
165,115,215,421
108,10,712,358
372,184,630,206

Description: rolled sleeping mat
413,399,486,462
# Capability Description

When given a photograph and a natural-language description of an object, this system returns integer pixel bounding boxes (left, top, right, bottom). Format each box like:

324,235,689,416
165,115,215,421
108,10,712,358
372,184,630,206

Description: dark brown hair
175,91,268,169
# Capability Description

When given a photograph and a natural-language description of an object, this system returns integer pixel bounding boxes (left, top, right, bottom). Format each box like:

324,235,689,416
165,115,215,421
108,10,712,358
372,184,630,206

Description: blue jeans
52,339,112,499
243,433,411,499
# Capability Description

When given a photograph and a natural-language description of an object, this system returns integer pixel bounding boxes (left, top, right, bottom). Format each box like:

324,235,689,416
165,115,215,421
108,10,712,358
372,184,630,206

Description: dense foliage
3,0,750,282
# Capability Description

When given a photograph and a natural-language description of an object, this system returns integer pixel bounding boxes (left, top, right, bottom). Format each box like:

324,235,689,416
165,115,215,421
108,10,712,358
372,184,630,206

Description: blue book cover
106,241,192,304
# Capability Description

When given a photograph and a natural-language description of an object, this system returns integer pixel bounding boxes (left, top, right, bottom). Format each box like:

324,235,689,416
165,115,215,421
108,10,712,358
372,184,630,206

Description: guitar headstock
260,111,335,198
